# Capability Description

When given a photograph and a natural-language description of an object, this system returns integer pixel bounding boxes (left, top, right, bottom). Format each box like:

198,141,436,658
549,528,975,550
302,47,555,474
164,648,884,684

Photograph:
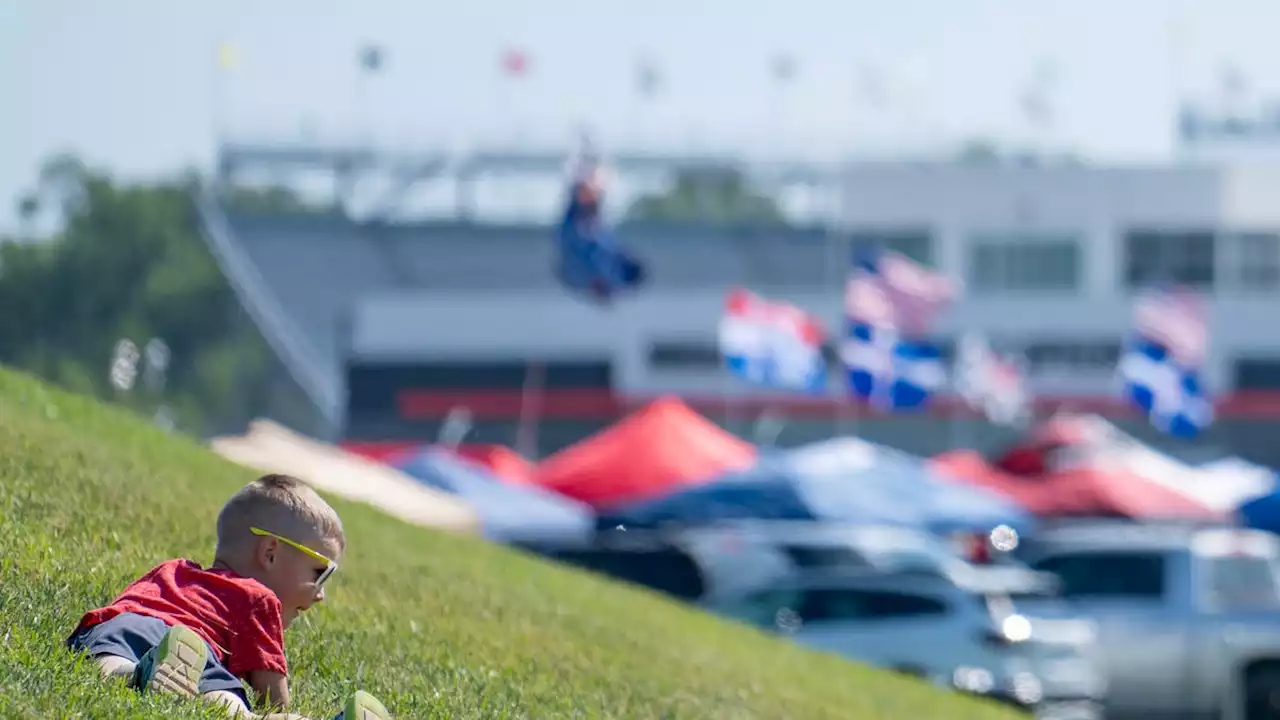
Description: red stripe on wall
393,388,1280,421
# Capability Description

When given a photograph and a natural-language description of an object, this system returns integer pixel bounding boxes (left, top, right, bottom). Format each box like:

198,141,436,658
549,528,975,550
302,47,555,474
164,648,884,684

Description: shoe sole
343,690,393,720
143,625,207,699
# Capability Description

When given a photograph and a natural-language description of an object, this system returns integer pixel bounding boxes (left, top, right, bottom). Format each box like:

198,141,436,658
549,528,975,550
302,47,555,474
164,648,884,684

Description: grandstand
196,140,847,447
196,140,1280,465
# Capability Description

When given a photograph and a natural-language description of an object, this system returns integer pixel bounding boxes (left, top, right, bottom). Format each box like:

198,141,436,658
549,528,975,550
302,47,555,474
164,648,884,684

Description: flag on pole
719,288,827,393
846,248,956,338
216,43,239,71
842,322,946,411
555,146,645,302
502,48,529,78
1118,287,1213,438
772,55,797,84
843,247,953,410
955,332,1030,426
636,60,662,98
360,45,384,72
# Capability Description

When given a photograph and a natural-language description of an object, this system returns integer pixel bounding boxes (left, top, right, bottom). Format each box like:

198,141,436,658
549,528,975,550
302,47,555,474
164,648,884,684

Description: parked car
700,562,1105,718
519,531,707,600
674,521,1009,598
1016,520,1280,720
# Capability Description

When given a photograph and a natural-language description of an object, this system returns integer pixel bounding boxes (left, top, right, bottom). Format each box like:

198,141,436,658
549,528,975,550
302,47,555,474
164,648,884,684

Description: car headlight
953,666,995,694
1010,671,1043,705
1002,614,1033,643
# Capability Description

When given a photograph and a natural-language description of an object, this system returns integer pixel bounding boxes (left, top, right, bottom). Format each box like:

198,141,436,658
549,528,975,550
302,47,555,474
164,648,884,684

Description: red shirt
74,559,288,678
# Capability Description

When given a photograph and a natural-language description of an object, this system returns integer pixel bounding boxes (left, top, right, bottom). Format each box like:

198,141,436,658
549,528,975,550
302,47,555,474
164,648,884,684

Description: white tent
1043,413,1274,513
211,420,481,535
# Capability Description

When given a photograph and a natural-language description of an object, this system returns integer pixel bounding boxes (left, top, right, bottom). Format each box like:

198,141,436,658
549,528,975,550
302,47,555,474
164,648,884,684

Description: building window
1021,340,1121,373
1227,232,1280,291
1123,230,1215,289
648,339,843,370
649,337,952,373
1234,358,1280,390
850,230,934,267
647,341,722,370
968,235,1082,292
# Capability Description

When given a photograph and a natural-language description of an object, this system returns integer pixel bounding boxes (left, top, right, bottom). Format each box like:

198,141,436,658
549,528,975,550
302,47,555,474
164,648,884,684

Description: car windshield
1031,551,1166,599
857,540,956,574
1202,554,1280,612
782,545,872,571
716,589,803,628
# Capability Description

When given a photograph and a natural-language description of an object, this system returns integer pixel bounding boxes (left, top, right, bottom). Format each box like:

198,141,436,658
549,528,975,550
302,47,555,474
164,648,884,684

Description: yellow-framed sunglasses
250,526,338,587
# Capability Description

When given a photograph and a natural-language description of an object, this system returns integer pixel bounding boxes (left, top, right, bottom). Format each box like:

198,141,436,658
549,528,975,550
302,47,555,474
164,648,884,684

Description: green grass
0,367,1025,720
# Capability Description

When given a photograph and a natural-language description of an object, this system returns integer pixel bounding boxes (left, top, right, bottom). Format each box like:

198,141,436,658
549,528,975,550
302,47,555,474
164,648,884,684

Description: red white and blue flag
843,249,955,410
845,249,956,337
955,332,1030,426
1118,286,1212,438
719,288,827,393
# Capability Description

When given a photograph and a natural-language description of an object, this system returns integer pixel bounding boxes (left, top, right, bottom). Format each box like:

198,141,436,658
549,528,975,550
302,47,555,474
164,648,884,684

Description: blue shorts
67,612,249,704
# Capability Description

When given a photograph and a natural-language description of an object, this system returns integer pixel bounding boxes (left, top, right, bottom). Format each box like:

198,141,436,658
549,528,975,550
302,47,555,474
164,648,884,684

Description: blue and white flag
843,321,947,410
1118,288,1213,439
719,288,827,393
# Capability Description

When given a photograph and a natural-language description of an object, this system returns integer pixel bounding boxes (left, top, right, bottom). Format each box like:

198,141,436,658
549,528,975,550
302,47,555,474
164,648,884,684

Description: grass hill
0,367,1023,719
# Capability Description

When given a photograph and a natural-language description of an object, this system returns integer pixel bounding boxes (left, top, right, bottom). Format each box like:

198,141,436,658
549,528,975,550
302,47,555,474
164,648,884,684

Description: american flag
954,333,1029,426
1131,287,1207,367
846,249,956,337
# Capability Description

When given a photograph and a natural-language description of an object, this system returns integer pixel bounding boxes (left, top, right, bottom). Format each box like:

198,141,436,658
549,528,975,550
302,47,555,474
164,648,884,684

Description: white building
348,162,1280,400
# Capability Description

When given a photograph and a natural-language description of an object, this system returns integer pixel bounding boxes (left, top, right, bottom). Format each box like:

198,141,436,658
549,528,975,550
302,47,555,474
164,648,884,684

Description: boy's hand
248,669,291,712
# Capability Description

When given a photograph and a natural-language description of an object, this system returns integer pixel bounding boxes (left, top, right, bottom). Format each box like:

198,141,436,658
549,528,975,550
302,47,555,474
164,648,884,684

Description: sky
4,0,1280,230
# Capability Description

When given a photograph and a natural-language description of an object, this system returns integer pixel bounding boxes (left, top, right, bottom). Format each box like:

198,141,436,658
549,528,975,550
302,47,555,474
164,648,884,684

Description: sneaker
333,690,393,720
133,624,208,699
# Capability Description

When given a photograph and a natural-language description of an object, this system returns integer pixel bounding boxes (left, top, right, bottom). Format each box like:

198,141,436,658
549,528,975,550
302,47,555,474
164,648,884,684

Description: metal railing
191,184,342,435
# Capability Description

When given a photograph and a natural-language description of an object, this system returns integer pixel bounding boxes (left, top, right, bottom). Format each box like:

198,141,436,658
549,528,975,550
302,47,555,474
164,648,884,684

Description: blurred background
11,1,1280,718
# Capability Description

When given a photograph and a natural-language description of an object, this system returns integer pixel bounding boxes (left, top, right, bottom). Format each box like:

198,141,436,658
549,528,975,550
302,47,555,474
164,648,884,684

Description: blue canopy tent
597,438,1034,535
1238,488,1280,536
398,449,595,545
789,438,1035,536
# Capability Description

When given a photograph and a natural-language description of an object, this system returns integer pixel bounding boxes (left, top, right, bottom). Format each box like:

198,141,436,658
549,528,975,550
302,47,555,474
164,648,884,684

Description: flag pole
516,360,545,459
951,333,971,450
355,45,381,148
830,185,854,438
212,43,236,145
718,291,741,439
722,371,741,439
634,58,660,151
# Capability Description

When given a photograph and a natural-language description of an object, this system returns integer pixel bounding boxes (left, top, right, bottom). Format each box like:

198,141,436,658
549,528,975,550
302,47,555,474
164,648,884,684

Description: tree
16,194,39,240
956,138,1003,165
624,166,788,225
0,155,319,437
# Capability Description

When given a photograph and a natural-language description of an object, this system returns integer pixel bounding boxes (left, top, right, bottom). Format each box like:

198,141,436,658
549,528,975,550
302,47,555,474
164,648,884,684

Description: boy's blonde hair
216,474,346,558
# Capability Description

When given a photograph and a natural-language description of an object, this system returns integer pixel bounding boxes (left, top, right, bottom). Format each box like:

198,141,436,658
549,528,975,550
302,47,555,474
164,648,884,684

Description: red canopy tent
340,441,419,465
451,443,535,485
342,441,533,484
932,423,1223,521
533,396,758,509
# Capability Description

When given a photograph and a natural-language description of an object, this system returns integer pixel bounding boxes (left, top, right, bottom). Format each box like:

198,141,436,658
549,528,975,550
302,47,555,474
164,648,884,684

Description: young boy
66,474,394,720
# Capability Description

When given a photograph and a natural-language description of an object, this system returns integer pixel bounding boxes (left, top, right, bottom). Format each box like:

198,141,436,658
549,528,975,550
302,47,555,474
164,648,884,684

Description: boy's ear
255,536,278,568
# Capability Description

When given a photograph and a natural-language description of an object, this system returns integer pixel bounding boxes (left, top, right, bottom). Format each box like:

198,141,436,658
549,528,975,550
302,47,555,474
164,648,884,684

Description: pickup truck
1015,521,1280,720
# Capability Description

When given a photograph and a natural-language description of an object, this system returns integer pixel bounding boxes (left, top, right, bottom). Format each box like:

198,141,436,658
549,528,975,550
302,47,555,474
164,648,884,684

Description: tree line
0,154,790,438
0,155,319,438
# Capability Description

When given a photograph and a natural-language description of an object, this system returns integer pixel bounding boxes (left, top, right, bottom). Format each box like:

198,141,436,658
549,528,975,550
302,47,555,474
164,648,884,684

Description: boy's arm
247,670,290,712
